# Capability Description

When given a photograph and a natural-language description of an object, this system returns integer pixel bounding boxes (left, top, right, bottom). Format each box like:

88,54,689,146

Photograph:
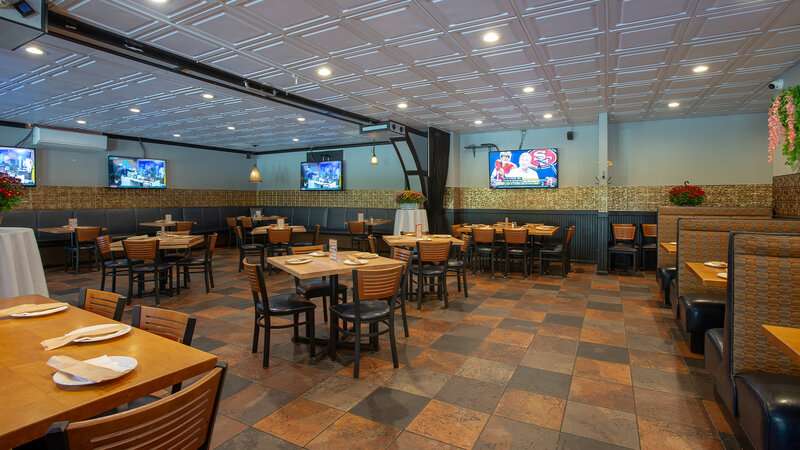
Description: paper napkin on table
0,303,65,318
41,324,129,350
47,355,125,383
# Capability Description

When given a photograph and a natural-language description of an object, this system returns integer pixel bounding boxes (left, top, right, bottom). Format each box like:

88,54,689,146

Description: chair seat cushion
297,280,347,298
678,293,726,333
132,262,175,272
262,293,315,314
609,244,637,252
105,258,143,268
330,300,390,321
242,243,264,250
735,372,800,450
540,244,563,254
474,246,495,253
410,265,446,276
642,243,657,249
704,328,724,380
447,259,465,268
177,256,209,266
506,248,528,255
658,266,677,288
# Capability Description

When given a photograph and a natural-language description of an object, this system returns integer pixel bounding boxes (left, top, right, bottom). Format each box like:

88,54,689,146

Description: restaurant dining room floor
44,248,743,450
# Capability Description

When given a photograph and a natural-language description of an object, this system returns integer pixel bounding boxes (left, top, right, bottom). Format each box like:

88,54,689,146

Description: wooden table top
139,221,196,228
762,325,800,366
344,219,394,226
456,225,559,236
243,216,286,222
109,235,204,251
660,242,677,254
382,235,464,247
267,251,403,280
38,226,107,234
251,225,307,235
0,294,217,448
685,262,728,288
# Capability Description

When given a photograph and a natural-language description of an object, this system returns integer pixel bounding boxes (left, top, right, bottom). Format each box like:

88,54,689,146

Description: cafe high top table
266,251,403,364
0,294,217,448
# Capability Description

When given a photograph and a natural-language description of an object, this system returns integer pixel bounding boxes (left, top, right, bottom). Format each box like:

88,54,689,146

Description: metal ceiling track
45,12,426,136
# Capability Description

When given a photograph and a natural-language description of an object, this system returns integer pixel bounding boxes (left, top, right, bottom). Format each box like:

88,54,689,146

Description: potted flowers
669,181,705,206
395,190,426,210
0,172,26,223
768,84,800,170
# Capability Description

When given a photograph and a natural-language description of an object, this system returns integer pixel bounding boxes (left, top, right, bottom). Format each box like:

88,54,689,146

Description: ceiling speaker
567,131,574,141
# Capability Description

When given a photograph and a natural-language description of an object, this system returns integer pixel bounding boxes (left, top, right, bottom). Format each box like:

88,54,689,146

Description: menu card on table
358,213,364,222
329,239,337,261
68,218,78,229
277,218,285,228
255,210,262,218
415,224,422,238
165,214,172,223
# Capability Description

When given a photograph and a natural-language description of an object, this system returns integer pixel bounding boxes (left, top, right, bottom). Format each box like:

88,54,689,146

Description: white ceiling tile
190,10,267,46
527,3,601,40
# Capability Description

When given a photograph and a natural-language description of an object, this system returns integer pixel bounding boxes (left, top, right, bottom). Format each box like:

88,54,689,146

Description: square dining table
382,235,464,248
685,262,728,288
0,294,217,448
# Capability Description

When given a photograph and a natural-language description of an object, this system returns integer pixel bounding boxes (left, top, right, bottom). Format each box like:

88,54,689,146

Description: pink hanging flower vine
768,85,800,170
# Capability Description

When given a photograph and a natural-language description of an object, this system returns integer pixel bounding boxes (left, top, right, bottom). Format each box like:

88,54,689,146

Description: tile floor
45,248,743,449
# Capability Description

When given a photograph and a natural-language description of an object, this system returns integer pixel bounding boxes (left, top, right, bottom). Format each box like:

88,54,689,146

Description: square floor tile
556,432,631,450
406,399,490,449
519,349,576,374
434,375,505,414
445,322,493,340
560,401,639,449
568,377,635,413
253,398,343,447
587,301,623,312
638,416,723,450
475,415,560,449
301,374,378,411
577,342,631,365
430,334,483,355
630,367,698,397
485,328,534,347
263,363,331,396
508,366,573,399
472,340,526,365
387,431,460,449
219,383,294,425
409,348,467,374
383,366,451,398
494,388,566,431
349,386,430,429
455,356,516,385
306,413,401,449
634,387,714,429
544,313,585,328
216,427,298,450
337,356,403,384
573,357,632,385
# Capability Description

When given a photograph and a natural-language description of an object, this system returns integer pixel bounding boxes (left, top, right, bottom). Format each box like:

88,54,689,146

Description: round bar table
0,227,49,298
393,209,428,235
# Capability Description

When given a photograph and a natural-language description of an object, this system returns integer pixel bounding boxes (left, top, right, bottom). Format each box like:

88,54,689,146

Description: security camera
768,79,784,90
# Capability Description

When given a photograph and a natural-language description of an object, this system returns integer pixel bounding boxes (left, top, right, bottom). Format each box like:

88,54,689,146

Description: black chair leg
389,316,398,369
293,313,299,341
209,263,215,288
353,321,361,378
263,319,270,368
462,269,469,298
306,311,315,359
322,296,328,322
441,274,449,309
252,321,260,353
204,267,211,293
100,267,107,291
329,316,338,362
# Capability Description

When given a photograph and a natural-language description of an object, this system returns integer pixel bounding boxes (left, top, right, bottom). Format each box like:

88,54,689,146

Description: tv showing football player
489,149,558,188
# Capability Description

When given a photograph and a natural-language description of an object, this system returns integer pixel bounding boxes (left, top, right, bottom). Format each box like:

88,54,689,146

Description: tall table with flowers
0,172,46,298
393,190,428,235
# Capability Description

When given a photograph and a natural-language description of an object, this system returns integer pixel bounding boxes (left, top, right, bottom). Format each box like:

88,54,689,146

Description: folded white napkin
47,355,125,383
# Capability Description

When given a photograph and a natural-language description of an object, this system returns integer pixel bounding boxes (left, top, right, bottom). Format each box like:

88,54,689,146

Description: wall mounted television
301,160,343,191
0,146,35,186
108,156,166,189
489,148,558,189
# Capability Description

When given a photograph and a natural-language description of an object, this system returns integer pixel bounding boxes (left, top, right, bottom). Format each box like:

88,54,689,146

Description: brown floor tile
410,318,457,334
383,366,451,397
387,431,460,449
676,339,704,357
455,356,516,385
638,416,723,450
530,334,580,355
573,357,632,385
507,308,547,322
434,375,505,414
630,367,698,397
537,323,582,341
194,305,241,319
396,329,443,347
471,340,526,365
210,415,248,449
337,356,403,384
406,399,490,449
409,348,468,374
702,400,734,434
485,328,534,347
580,328,628,347
475,415,560,449
585,309,625,322
253,398,343,446
263,363,331,396
306,413,401,449
519,349,576,374
218,383,294,425
494,388,566,431
461,313,504,328
634,388,714,430
560,401,639,449
568,377,635,413
301,374,378,411
629,349,689,374
483,298,518,309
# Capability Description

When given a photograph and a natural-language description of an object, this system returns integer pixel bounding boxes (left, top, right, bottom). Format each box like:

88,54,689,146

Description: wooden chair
503,228,533,278
609,224,638,273
348,221,368,251
45,362,227,450
290,245,347,323
243,258,316,368
77,288,124,321
447,235,470,297
540,226,575,278
367,234,377,253
391,247,414,337
293,224,320,247
177,233,217,293
410,240,451,310
175,221,193,232
641,223,658,270
241,216,255,243
472,227,500,278
266,228,292,275
330,266,402,378
122,239,175,305
225,216,237,248
65,226,102,275
236,226,264,272
95,235,142,294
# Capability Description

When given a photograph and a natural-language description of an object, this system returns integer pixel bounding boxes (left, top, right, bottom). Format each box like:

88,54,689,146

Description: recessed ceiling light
292,138,299,142
397,102,408,109
25,46,46,55
201,93,214,99
668,102,680,108
693,65,709,73
474,120,483,125
317,66,332,77
297,117,306,122
543,113,553,119
129,108,140,113
227,126,235,130
173,133,181,137
76,120,86,124
523,86,535,93
150,0,168,3
482,32,500,43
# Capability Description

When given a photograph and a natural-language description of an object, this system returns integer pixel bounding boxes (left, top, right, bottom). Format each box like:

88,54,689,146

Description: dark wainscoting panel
608,211,658,241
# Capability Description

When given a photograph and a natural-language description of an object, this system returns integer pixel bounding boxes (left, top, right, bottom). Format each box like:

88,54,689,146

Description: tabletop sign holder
505,217,509,224
255,210,262,218
165,214,172,223
415,224,422,238
68,218,78,229
357,213,364,222
329,239,337,261
277,218,285,228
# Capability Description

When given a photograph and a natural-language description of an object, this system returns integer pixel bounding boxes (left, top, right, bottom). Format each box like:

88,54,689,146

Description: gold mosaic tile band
257,189,400,209
773,173,800,218
14,186,256,210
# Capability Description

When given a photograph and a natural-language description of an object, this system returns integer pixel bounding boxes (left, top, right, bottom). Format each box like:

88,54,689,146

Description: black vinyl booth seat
657,266,676,304
735,373,800,450
678,292,726,354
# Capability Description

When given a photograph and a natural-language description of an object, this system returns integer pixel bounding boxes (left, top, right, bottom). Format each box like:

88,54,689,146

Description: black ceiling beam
46,12,427,136
256,140,391,156
105,133,250,155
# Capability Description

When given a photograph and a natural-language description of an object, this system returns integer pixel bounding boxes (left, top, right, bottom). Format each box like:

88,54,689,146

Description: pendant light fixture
370,144,378,165
248,145,262,183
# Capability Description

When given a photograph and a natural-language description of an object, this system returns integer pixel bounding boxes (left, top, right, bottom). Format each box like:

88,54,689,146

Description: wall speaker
567,131,574,140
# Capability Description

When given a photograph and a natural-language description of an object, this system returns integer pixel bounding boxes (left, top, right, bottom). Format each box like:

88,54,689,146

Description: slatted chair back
206,233,218,255
459,236,470,253
417,240,450,263
46,363,227,450
77,288,124,321
132,305,196,345
241,217,253,230
392,247,413,275
226,216,237,227
354,266,403,300
642,223,657,238
612,224,636,244
728,232,800,379
503,228,528,245
96,235,112,259
122,239,158,261
565,226,575,246
235,225,244,245
76,226,102,243
242,258,271,316
290,245,324,255
175,221,193,232
348,221,365,234
368,234,376,253
312,224,321,245
473,227,495,244
268,228,292,244
452,224,461,238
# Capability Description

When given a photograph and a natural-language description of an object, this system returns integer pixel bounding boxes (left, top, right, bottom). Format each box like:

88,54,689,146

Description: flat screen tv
108,156,166,189
489,148,558,189
301,160,343,191
0,146,35,186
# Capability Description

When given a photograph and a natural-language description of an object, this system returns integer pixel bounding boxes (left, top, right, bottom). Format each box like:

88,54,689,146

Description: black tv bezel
488,148,559,189
108,155,167,189
300,160,344,191
0,146,36,187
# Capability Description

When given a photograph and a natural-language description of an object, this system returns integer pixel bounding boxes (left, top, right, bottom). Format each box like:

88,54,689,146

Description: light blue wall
0,125,255,189
255,143,406,190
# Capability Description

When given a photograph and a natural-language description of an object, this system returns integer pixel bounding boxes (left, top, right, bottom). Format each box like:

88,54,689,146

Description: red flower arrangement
669,181,705,206
0,172,26,213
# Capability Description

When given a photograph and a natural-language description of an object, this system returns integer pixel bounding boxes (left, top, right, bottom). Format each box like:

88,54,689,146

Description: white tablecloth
394,209,429,235
0,227,49,299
